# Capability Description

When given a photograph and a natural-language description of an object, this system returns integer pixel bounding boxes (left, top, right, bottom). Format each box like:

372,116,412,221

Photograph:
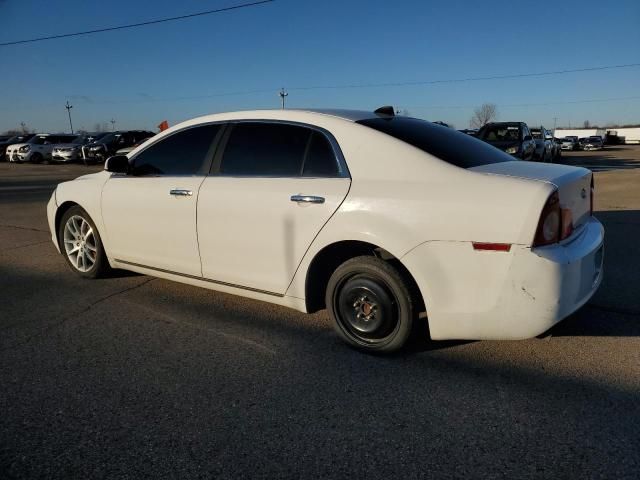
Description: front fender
52,171,111,256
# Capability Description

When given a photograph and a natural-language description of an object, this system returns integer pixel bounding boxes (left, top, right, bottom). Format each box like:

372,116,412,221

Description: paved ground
1,148,639,479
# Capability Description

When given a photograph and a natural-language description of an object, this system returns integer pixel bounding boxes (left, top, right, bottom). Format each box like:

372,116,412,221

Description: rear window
357,117,512,169
479,125,523,142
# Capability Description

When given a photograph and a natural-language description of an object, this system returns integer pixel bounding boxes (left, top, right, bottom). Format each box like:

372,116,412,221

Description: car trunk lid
469,161,592,229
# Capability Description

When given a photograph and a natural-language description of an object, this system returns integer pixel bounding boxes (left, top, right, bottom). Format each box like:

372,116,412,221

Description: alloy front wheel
58,206,110,278
63,215,97,272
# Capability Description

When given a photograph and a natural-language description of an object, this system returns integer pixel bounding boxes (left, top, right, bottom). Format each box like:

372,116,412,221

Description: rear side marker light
472,242,512,252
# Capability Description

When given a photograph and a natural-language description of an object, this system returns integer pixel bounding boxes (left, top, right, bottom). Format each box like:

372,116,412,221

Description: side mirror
104,155,130,173
524,135,532,141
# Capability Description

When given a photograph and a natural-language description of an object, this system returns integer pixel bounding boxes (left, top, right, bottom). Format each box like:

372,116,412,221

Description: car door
197,121,351,295
101,124,222,276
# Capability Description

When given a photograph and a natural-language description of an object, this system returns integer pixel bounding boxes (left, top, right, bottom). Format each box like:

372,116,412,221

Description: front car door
101,124,222,276
197,121,351,295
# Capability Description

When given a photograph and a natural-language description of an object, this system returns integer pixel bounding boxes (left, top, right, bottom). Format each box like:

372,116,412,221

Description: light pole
65,101,74,134
279,88,288,109
110,119,116,131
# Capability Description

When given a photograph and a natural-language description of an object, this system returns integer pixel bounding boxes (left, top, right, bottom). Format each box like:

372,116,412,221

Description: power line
50,62,640,107
285,63,640,92
0,0,275,47
398,95,640,111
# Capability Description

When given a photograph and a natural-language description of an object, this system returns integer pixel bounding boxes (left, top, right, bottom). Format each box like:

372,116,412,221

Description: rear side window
302,132,338,177
221,123,309,176
132,124,219,176
357,117,512,168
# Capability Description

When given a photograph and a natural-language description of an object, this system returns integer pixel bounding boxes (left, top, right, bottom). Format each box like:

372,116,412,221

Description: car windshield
478,125,521,141
357,116,512,168
589,137,601,141
97,133,121,144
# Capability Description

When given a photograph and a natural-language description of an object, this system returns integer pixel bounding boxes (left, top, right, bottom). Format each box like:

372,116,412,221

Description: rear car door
197,121,351,295
101,124,222,276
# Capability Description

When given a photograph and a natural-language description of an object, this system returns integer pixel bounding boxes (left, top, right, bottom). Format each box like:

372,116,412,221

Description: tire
58,206,111,278
30,152,43,163
326,256,416,353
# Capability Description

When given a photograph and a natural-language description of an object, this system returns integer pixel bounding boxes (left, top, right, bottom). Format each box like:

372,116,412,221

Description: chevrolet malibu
46,108,604,353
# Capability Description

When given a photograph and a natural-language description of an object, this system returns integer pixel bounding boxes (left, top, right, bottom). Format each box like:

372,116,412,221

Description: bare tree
470,103,497,129
583,120,591,128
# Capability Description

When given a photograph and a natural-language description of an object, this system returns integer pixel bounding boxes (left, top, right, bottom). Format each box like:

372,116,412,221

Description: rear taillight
533,190,576,246
533,191,561,247
590,175,594,216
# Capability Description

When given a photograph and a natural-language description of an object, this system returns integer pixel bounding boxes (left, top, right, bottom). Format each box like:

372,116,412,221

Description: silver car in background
581,136,604,151
51,133,107,163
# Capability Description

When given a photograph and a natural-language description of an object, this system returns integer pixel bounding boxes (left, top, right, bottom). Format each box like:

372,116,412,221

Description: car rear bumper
401,217,604,340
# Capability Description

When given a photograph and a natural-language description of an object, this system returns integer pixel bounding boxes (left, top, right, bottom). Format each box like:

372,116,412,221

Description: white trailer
554,128,606,139
615,127,640,144
555,127,640,144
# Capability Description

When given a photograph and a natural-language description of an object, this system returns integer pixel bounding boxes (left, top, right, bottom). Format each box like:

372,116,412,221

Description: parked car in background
561,137,579,151
115,135,154,155
51,133,108,163
476,122,536,160
0,133,35,161
551,135,562,162
47,108,603,353
6,133,77,163
581,136,604,151
529,127,554,162
82,130,155,164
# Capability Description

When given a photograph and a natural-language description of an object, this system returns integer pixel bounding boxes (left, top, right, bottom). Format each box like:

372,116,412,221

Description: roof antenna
374,106,395,116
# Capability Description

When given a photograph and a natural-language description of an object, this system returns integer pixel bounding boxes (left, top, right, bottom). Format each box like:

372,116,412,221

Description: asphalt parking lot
1,148,639,479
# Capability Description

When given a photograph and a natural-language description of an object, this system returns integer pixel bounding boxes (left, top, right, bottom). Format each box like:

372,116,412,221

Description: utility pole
552,117,558,136
65,101,74,134
110,119,116,131
279,88,288,109
20,121,27,133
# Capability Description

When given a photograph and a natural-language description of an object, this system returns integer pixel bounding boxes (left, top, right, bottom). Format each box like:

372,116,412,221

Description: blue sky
0,0,638,132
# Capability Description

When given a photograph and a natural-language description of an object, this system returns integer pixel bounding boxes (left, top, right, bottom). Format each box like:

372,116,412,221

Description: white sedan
46,108,604,353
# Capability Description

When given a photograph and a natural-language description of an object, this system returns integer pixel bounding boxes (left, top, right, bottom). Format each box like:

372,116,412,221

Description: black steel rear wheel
326,256,416,353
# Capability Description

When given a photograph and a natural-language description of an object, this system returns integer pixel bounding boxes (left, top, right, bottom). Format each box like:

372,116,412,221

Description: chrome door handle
169,189,193,196
290,194,325,204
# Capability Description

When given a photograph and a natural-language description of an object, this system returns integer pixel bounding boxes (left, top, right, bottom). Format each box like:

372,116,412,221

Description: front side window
132,124,219,176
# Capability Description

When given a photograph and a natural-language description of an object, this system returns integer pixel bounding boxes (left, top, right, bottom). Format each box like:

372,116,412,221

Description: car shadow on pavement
560,152,640,171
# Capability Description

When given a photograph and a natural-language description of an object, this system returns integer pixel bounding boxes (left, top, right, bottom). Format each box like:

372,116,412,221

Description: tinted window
479,124,522,141
133,125,219,175
358,117,511,169
30,136,48,145
221,123,310,176
302,132,339,177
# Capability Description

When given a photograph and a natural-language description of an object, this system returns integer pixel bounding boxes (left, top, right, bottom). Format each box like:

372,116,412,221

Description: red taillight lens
590,175,594,216
533,191,561,246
